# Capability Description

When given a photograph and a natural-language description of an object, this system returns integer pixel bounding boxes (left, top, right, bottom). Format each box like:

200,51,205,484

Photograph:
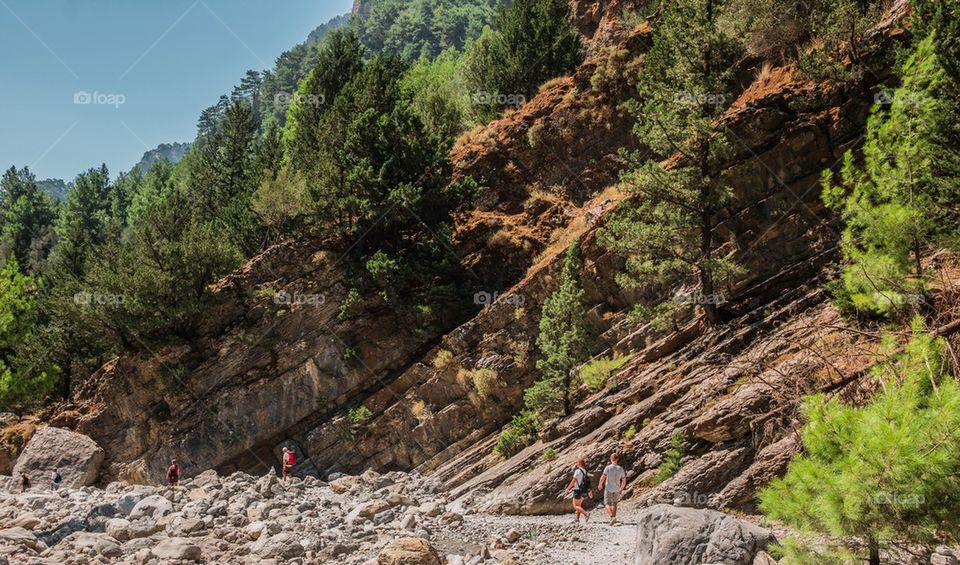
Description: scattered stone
377,537,441,565
153,537,202,561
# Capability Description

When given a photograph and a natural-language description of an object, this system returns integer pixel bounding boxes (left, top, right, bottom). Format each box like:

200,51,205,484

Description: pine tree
0,167,57,272
463,0,582,117
284,28,365,180
47,165,113,280
600,0,744,326
760,318,960,565
535,241,590,416
0,258,56,414
821,36,960,317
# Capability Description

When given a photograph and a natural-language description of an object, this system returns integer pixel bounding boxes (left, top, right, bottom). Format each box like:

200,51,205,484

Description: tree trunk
867,535,880,565
698,137,719,325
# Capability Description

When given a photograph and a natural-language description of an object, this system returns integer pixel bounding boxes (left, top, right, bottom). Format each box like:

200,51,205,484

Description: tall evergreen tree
0,258,58,413
0,167,58,272
600,0,744,325
535,241,590,416
284,28,365,182
822,36,960,317
47,165,113,279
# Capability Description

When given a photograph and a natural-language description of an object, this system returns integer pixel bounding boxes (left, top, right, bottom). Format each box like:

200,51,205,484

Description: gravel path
441,503,638,564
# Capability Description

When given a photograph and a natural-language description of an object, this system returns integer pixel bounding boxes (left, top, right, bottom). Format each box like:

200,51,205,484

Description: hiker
166,459,181,487
281,447,295,482
563,458,592,524
51,468,62,490
597,452,627,524
19,472,30,492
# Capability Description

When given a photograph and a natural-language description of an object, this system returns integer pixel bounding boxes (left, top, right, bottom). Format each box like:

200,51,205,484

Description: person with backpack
597,452,627,525
51,468,62,490
563,458,593,524
19,472,30,493
166,459,181,487
281,447,295,482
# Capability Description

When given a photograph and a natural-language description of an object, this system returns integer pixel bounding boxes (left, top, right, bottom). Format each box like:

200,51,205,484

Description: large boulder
634,504,775,565
11,427,104,488
378,537,441,565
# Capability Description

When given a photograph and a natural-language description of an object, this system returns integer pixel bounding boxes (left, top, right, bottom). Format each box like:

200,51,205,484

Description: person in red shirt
166,459,181,487
281,447,295,482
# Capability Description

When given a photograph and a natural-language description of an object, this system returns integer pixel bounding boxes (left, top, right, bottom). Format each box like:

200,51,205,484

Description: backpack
575,468,591,492
285,451,295,466
53,472,62,484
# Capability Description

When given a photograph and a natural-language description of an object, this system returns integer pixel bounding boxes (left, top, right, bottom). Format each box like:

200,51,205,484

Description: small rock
153,537,202,561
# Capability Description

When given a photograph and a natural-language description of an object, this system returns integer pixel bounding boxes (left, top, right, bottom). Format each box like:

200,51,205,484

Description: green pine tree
463,0,581,118
760,318,960,565
0,258,57,414
821,36,960,317
600,0,744,326
535,241,590,417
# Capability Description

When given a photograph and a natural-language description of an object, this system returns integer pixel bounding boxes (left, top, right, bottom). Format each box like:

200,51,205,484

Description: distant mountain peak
134,142,191,173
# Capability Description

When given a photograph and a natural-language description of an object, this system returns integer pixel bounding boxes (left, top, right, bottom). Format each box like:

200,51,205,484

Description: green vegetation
533,242,591,417
348,406,374,434
0,259,56,413
580,354,632,392
463,0,581,120
760,319,960,565
494,242,591,457
493,410,540,458
353,0,498,61
822,36,960,318
600,0,744,327
541,447,558,461
2,0,592,403
654,430,689,484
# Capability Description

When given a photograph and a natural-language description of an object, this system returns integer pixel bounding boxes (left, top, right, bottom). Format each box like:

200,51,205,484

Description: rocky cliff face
40,0,919,521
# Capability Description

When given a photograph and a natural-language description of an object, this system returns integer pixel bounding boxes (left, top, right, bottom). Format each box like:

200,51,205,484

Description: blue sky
0,0,353,181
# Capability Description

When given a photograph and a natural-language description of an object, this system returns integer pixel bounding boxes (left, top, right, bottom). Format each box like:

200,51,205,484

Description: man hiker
563,458,592,524
597,452,627,524
281,447,295,482
166,459,181,487
19,472,30,493
51,468,62,490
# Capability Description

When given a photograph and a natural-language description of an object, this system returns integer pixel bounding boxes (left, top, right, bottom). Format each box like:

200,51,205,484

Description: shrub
623,425,638,441
348,406,374,432
580,355,633,392
654,430,688,484
541,448,558,461
433,349,453,368
469,368,498,398
493,410,540,458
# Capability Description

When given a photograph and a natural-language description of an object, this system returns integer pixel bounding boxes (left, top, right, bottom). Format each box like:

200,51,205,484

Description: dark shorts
572,489,585,501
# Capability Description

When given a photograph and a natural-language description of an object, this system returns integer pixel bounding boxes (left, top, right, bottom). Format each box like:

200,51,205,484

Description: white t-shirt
603,464,626,492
